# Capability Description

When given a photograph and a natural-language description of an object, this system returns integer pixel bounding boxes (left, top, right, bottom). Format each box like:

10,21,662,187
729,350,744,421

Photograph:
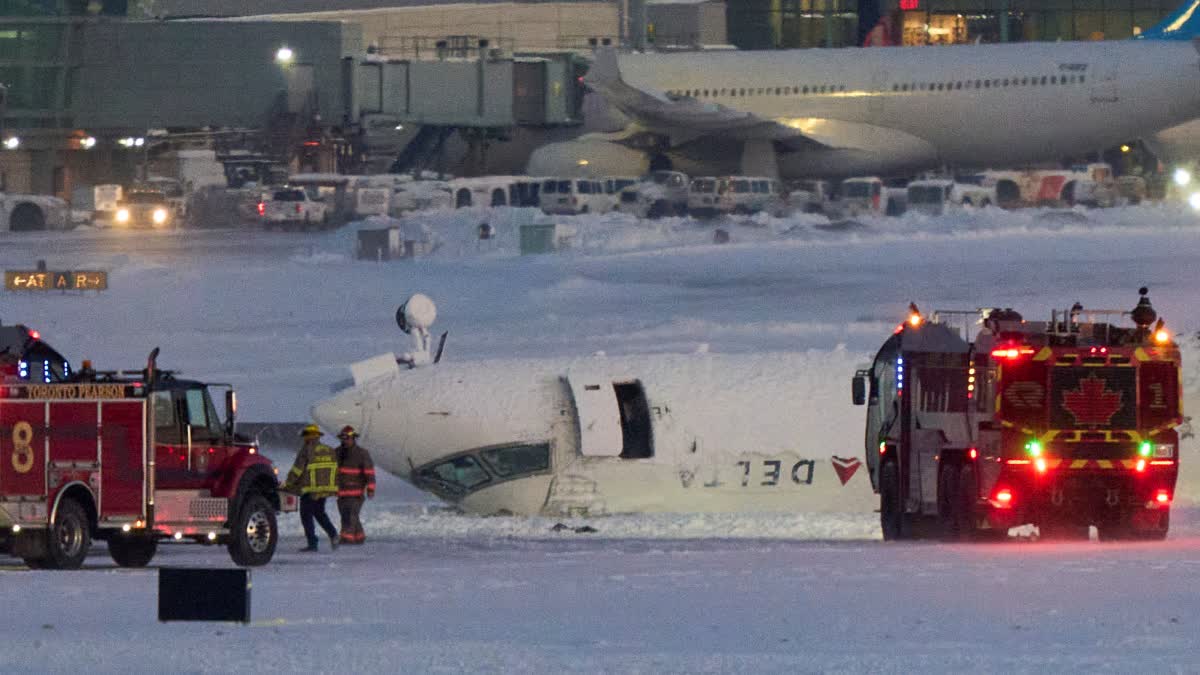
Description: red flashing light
968,448,978,461
302,140,321,147
257,202,265,216
1156,490,1170,504
991,346,1035,360
900,0,919,9
28,329,40,340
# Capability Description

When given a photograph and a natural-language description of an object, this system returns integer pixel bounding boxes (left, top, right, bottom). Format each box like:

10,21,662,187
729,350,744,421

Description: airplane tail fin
583,47,621,90
1136,0,1200,39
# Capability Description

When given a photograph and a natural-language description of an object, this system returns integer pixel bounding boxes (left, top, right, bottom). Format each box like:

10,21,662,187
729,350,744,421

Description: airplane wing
582,48,784,142
583,48,834,149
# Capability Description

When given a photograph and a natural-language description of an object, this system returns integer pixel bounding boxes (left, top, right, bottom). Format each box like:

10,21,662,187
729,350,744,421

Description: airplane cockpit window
415,456,490,498
480,443,550,478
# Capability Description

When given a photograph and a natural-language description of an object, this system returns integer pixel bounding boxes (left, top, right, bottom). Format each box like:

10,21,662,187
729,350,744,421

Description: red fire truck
0,329,296,569
852,289,1181,541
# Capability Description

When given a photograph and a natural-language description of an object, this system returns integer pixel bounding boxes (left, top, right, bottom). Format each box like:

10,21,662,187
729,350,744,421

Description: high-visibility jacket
336,442,377,498
284,441,339,498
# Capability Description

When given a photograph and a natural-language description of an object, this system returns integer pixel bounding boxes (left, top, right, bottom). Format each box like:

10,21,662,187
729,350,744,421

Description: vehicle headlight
1174,168,1192,187
115,208,130,223
152,208,168,224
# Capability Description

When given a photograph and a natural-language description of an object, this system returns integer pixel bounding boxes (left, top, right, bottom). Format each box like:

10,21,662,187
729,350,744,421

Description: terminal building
725,0,1181,49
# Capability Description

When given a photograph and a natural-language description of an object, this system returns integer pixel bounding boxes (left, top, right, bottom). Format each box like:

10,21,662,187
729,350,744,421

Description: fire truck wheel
44,499,91,570
227,493,277,567
107,536,158,568
938,463,961,540
880,461,906,541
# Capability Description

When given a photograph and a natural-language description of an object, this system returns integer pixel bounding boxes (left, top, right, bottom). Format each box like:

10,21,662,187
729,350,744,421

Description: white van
539,178,611,215
717,177,786,215
838,177,906,217
905,179,995,216
687,177,722,216
448,176,523,209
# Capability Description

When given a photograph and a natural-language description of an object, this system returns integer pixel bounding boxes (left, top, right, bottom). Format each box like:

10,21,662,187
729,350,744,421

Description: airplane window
936,83,943,91
974,80,981,88
479,443,550,478
1002,79,1008,86
956,82,962,90
1050,76,1057,84
415,455,490,497
1080,76,1085,83
984,80,990,88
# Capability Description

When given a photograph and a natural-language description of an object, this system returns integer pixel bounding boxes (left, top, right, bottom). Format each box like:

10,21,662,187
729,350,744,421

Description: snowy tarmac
4,205,1200,672
5,529,1200,673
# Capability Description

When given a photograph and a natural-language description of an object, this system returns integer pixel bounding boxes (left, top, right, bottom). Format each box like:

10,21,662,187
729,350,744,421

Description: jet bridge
347,51,585,172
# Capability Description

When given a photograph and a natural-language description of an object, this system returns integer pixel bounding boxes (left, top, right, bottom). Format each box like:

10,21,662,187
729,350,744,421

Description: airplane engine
525,140,650,178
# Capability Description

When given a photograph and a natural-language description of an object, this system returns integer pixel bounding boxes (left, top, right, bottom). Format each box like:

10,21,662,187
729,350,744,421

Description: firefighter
335,425,376,545
283,424,339,552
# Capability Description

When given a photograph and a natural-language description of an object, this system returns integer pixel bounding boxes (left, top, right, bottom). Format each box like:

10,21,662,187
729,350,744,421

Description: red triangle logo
831,456,862,486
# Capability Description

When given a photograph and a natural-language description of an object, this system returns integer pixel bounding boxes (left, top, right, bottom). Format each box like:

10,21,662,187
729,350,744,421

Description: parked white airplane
310,298,875,516
528,37,1200,179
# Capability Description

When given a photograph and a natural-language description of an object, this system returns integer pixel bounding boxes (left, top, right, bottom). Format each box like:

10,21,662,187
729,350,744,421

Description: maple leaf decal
1062,375,1122,426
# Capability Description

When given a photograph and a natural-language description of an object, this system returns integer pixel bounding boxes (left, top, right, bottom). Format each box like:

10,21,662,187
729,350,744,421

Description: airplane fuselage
617,41,1200,177
313,353,877,516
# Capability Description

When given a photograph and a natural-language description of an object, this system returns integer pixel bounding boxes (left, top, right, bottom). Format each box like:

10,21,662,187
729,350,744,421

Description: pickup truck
259,188,329,229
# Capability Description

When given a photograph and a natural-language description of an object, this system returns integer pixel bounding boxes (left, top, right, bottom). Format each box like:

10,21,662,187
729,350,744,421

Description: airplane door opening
614,381,653,459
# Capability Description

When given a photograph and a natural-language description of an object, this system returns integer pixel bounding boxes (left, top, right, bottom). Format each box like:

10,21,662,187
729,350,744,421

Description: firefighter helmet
338,425,358,439
300,424,322,438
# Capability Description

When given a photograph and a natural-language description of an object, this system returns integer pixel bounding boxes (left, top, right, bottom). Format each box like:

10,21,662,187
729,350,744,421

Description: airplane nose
311,389,363,436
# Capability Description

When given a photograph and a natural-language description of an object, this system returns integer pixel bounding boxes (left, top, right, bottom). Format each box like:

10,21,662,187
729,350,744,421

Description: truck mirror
224,390,237,436
852,374,867,406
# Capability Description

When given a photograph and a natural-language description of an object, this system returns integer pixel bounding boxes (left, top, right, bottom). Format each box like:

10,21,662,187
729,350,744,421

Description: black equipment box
158,568,251,623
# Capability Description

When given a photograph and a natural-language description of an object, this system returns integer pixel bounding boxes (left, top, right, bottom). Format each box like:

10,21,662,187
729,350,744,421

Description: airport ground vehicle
788,180,833,213
905,178,994,215
0,329,295,569
539,177,611,215
853,290,1181,542
985,163,1118,208
390,180,453,215
259,187,329,229
687,176,786,216
0,192,70,231
113,189,175,229
837,177,906,216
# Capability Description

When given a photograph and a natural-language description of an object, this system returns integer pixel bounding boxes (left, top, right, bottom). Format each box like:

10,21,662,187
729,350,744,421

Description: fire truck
852,289,1181,541
0,325,296,569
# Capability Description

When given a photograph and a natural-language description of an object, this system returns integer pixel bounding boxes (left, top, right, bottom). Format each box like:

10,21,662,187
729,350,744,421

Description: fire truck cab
853,290,1181,542
0,333,295,569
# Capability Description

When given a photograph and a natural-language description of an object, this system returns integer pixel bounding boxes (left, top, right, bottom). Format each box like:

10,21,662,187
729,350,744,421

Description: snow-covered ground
6,204,1200,672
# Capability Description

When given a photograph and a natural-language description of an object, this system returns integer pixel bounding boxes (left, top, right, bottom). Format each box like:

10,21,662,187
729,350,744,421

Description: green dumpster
520,223,559,255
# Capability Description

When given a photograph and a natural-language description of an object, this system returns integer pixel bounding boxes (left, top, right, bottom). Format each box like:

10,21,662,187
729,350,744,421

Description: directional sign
5,270,107,291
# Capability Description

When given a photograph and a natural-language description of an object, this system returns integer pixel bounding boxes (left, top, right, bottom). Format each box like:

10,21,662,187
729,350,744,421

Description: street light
80,136,97,150
275,46,295,64
2,137,18,150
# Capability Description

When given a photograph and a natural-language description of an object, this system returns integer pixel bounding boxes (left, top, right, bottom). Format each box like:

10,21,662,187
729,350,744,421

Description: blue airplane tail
1136,0,1200,39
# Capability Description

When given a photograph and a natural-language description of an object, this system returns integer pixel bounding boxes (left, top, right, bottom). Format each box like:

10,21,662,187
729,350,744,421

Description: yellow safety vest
287,443,339,497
